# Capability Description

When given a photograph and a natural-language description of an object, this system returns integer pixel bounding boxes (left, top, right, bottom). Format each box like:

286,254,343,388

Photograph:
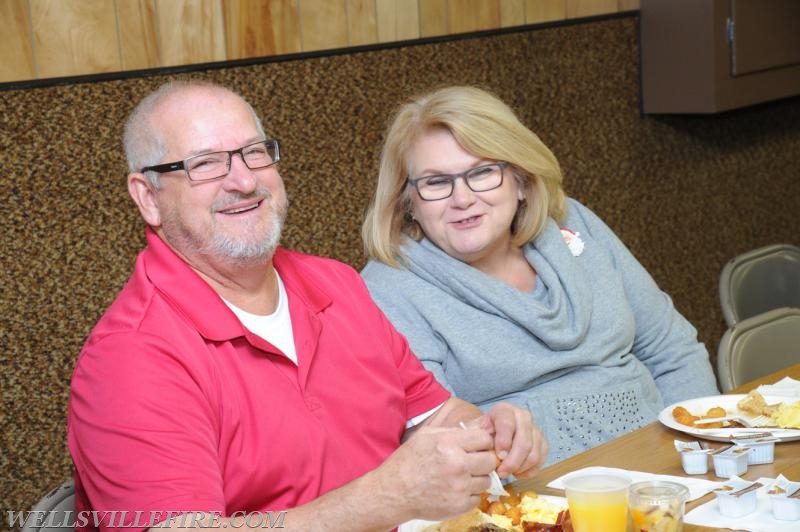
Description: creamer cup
674,440,710,475
680,452,708,475
767,475,800,521
731,434,779,465
714,476,761,518
711,445,751,478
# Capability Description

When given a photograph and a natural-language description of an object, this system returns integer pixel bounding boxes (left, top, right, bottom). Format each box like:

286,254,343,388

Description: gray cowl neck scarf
399,218,593,350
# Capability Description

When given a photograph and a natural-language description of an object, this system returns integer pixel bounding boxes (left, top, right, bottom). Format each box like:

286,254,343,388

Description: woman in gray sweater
361,86,718,465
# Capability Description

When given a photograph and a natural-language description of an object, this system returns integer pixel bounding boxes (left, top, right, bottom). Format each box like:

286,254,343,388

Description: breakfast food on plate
671,405,733,428
421,508,487,532
772,400,800,428
422,487,571,532
671,390,800,429
671,406,699,427
737,390,780,417
738,390,800,428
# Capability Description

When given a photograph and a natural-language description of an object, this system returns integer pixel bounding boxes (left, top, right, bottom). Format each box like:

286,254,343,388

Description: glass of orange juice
562,472,631,532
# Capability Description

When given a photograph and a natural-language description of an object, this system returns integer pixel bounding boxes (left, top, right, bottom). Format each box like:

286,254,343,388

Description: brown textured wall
2,14,799,523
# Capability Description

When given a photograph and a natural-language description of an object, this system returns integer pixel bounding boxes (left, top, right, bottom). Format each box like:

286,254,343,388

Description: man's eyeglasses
140,139,280,182
408,162,508,201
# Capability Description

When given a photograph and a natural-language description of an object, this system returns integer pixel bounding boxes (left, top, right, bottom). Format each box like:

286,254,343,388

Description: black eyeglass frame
140,139,281,182
407,161,509,201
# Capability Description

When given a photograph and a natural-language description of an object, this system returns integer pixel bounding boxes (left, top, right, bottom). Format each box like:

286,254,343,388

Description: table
513,363,800,531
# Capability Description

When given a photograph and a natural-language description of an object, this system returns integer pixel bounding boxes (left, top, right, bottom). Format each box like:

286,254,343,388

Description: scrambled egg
484,494,565,531
772,400,800,428
485,513,515,530
519,495,565,524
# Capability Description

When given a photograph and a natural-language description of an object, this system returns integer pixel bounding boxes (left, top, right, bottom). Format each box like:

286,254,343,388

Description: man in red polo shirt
68,80,547,532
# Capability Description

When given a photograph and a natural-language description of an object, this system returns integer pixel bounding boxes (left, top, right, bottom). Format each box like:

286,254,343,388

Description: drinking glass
629,480,688,532
563,473,631,532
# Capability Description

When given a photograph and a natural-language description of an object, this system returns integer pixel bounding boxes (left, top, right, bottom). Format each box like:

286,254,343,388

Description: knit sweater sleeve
564,199,719,403
361,260,455,393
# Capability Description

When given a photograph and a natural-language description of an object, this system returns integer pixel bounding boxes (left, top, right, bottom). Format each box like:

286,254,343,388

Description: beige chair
717,307,800,392
20,479,75,532
719,243,800,327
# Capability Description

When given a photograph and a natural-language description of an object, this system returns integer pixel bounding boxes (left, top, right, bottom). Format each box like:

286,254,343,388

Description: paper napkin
757,377,800,398
684,476,800,532
547,466,721,502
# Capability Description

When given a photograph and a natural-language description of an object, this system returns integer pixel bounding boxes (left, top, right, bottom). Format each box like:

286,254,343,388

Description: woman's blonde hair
362,85,566,266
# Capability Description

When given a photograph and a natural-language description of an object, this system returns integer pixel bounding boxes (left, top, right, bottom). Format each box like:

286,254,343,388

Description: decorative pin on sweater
560,228,585,257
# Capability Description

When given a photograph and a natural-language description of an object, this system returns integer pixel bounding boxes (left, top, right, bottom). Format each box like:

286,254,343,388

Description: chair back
719,243,800,327
717,307,800,392
20,479,75,532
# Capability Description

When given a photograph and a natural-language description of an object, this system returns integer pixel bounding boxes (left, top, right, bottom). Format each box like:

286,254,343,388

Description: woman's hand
463,402,548,479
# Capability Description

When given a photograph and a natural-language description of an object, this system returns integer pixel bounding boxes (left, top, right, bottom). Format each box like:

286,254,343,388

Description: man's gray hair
123,80,267,188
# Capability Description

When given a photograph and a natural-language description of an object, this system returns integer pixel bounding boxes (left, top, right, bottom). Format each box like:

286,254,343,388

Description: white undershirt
222,271,298,364
407,403,445,428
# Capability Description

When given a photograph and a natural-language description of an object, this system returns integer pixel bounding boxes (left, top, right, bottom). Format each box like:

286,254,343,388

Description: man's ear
128,172,162,227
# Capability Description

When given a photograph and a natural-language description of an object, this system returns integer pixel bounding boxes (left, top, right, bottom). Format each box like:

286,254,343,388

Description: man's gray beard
159,186,288,261
205,207,285,259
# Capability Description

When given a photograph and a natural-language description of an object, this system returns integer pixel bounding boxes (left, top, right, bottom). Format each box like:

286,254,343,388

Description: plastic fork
693,415,772,428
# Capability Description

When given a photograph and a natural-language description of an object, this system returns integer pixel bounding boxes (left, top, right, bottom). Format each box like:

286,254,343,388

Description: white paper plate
397,494,568,532
658,394,800,442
